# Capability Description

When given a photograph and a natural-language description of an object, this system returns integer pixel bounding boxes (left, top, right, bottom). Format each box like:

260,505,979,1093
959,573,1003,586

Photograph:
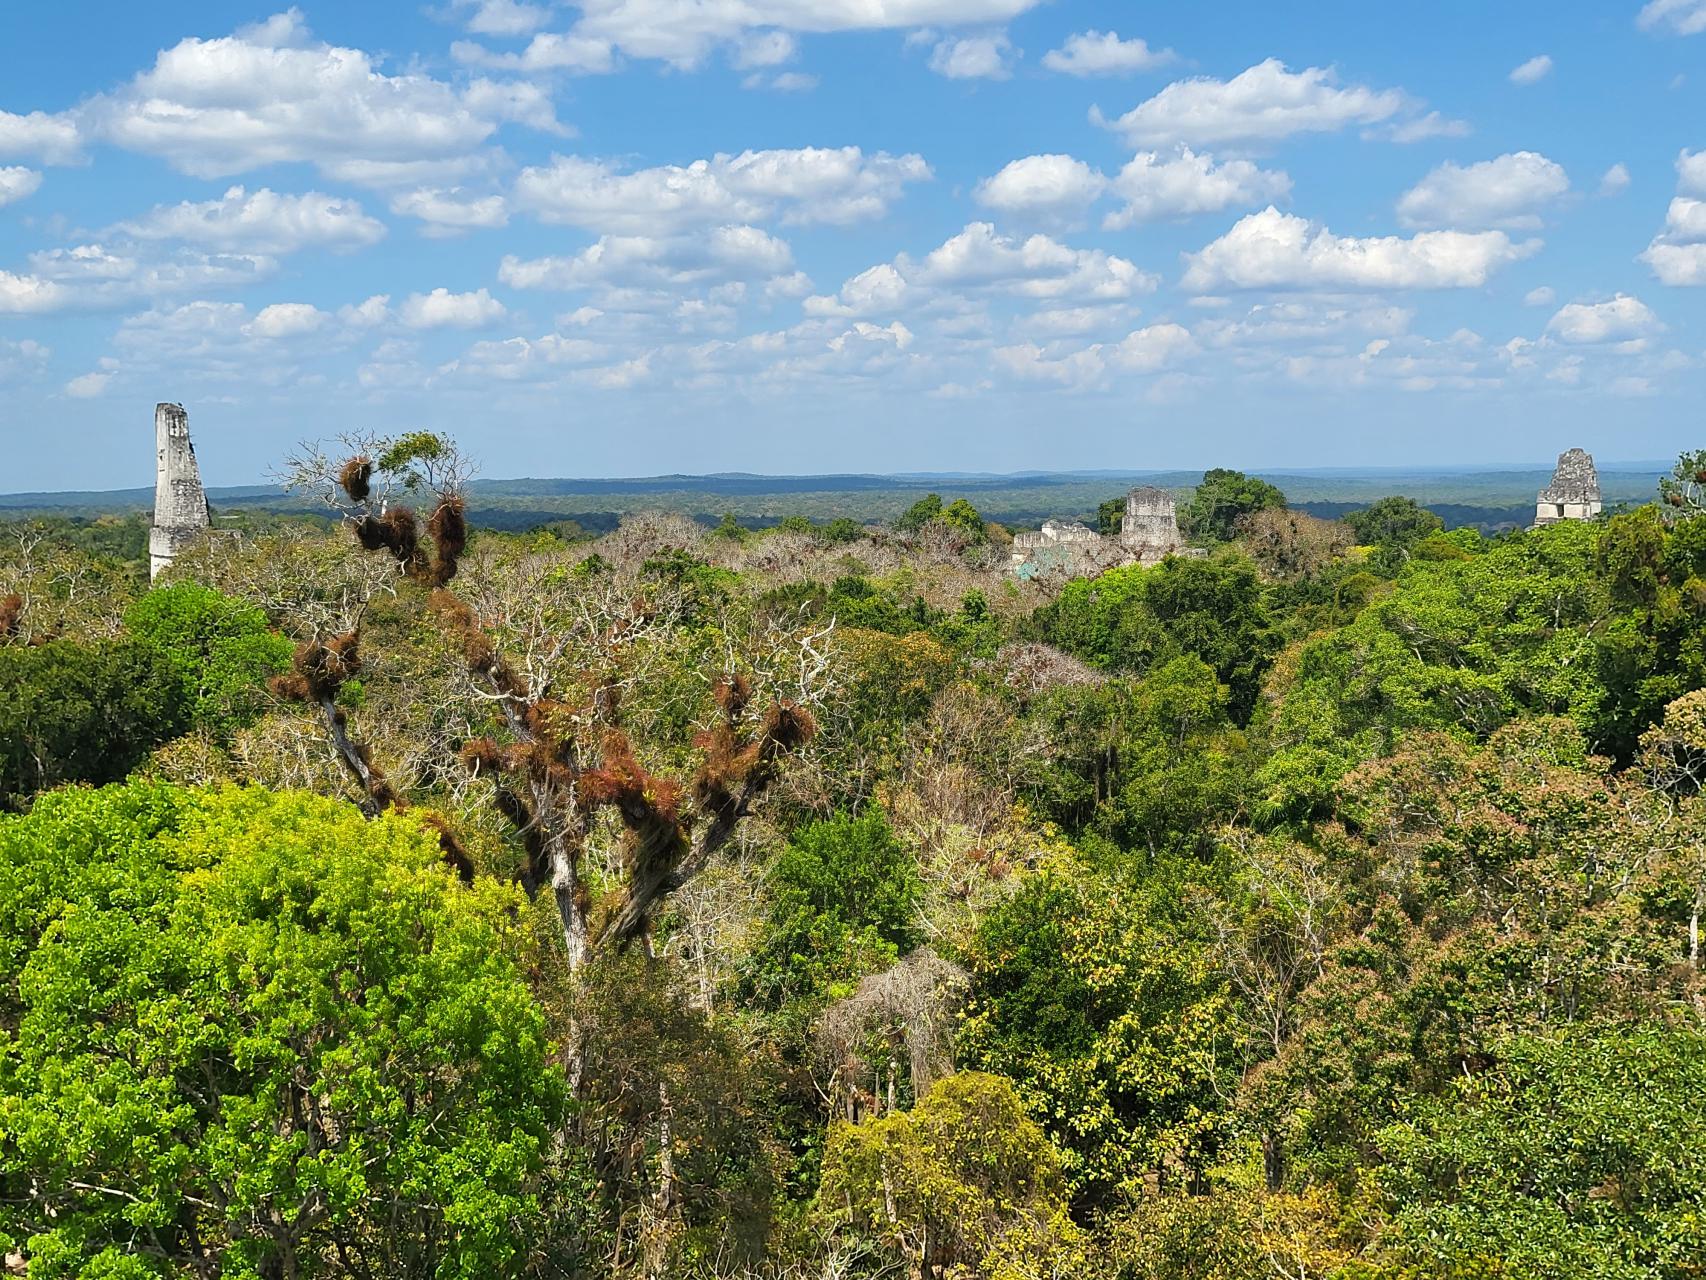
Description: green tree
1182,469,1287,545
897,493,945,532
124,582,293,742
0,639,186,810
0,782,586,1277
1097,496,1127,537
1344,496,1446,549
749,809,922,1004
1043,554,1276,722
1378,1025,1706,1280
819,1072,1093,1279
940,497,987,541
959,857,1236,1209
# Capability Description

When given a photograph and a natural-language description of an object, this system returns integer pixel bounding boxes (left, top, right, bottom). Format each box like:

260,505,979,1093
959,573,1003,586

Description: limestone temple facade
149,402,210,580
1011,485,1195,579
1534,448,1603,527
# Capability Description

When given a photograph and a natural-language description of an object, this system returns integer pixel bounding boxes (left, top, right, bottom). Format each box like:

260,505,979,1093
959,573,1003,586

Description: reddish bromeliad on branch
274,432,818,967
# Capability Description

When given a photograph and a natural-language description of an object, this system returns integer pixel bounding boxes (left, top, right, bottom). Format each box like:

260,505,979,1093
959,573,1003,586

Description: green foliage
1255,520,1614,820
1658,447,1706,516
1043,553,1276,722
959,856,1237,1209
0,782,585,1277
897,493,945,532
1182,469,1287,545
941,497,986,540
0,639,186,810
819,516,865,543
894,493,986,542
819,1072,1090,1279
750,809,921,1005
1097,496,1126,536
1378,1024,1706,1280
123,583,292,742
1345,496,1447,549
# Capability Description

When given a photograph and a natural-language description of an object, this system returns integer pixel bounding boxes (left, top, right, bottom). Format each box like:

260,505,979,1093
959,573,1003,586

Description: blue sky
2,1,1705,489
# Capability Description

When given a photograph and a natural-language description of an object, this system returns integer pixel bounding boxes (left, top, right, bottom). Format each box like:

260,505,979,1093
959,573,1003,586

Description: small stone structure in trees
149,402,210,580
1011,484,1194,579
1534,448,1603,527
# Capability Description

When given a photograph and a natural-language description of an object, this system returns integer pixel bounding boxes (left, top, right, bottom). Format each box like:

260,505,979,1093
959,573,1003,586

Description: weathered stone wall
1534,447,1603,527
149,402,209,580
1012,486,1197,579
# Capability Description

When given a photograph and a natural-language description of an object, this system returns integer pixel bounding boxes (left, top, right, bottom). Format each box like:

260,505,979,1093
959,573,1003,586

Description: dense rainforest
5,438,1706,1279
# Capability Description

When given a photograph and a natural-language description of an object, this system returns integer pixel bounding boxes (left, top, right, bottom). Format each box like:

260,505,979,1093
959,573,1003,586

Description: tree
1343,496,1445,549
0,781,587,1277
940,498,987,541
1097,496,1126,537
124,582,293,743
1041,553,1276,723
1182,469,1287,545
819,1072,1091,1279
897,494,945,533
0,638,185,810
958,857,1237,1209
278,434,825,968
1658,447,1706,518
1377,1025,1706,1280
1236,508,1353,580
749,808,922,1006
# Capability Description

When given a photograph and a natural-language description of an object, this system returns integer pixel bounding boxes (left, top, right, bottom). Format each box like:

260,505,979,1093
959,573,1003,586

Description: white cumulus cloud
1639,0,1706,35
974,154,1106,221
1509,54,1553,85
0,109,81,164
1042,30,1174,76
389,188,510,235
1183,207,1539,291
1546,294,1661,343
514,147,930,233
0,167,42,208
917,221,1156,299
1094,59,1405,146
90,10,561,183
1396,152,1570,229
64,371,113,398
245,302,330,338
563,0,1043,68
451,31,618,73
118,186,387,253
1678,149,1706,194
1106,148,1291,227
1641,197,1706,284
928,32,1015,79
399,287,508,328
1599,163,1631,196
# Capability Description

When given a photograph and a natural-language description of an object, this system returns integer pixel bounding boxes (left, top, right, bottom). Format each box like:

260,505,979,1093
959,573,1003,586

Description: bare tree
279,435,831,970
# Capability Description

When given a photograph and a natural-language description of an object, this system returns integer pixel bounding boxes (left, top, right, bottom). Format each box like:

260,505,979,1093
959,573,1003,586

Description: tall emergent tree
277,433,826,968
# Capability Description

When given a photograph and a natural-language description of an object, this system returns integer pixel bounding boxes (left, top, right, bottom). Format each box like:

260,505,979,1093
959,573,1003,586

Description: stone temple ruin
1534,447,1603,528
1011,485,1195,579
149,402,210,580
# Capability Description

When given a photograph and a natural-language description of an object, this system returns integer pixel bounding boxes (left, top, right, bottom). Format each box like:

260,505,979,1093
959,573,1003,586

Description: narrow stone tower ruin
149,402,209,580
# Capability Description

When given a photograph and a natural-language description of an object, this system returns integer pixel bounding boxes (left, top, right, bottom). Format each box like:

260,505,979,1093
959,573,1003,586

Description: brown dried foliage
425,496,467,586
0,593,21,640
418,810,476,885
338,456,373,503
271,630,362,704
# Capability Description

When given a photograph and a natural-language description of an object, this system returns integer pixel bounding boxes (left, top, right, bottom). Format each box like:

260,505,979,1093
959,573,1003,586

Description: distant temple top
149,402,210,580
1011,484,1198,579
1534,447,1603,527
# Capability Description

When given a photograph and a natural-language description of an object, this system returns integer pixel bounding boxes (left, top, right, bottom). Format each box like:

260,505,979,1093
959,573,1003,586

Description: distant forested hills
0,463,1669,535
